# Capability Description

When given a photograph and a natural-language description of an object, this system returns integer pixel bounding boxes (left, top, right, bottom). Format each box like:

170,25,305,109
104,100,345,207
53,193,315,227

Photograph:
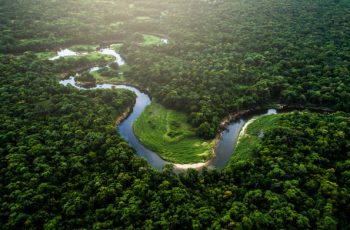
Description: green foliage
90,65,130,84
75,72,96,87
234,114,283,160
0,0,350,229
69,44,98,52
1,47,350,230
63,52,114,63
110,62,119,70
131,32,144,43
141,34,165,46
0,54,140,229
136,16,151,21
134,102,213,163
124,0,350,138
197,122,214,140
50,52,115,78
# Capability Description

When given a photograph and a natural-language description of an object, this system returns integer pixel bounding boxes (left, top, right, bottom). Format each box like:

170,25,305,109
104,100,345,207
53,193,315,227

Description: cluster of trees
123,0,350,138
1,53,349,228
5,0,349,138
1,0,350,228
75,72,97,87
0,54,137,228
0,0,169,53
97,66,120,78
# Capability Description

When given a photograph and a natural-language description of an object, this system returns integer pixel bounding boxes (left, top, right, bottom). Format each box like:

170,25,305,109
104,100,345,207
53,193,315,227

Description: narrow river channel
55,46,278,170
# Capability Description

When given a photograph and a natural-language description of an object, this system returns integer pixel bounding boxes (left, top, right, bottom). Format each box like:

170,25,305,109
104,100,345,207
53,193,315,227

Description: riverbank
115,106,133,126
173,161,211,170
233,114,282,161
218,103,335,132
236,117,258,145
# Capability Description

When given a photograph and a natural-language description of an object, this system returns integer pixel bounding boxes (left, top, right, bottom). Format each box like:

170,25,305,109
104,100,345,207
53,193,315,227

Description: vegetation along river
56,47,278,170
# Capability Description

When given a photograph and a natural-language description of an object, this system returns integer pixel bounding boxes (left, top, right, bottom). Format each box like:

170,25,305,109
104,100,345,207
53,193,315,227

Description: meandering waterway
54,45,279,170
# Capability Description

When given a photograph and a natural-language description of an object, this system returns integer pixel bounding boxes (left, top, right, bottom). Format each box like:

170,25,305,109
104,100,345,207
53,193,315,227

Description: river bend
55,47,277,170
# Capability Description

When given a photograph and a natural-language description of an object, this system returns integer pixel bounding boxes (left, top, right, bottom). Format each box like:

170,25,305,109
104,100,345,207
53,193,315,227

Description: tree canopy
0,0,350,229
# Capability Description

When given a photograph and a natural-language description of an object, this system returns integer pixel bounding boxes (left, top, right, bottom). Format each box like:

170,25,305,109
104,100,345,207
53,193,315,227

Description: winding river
55,46,278,170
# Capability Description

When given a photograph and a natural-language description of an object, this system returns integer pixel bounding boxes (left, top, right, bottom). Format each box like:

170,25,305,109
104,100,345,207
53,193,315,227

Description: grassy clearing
64,52,115,62
85,52,115,62
134,102,214,164
92,72,126,84
109,22,124,30
136,16,151,20
233,114,283,161
91,70,124,84
142,34,164,46
90,64,130,84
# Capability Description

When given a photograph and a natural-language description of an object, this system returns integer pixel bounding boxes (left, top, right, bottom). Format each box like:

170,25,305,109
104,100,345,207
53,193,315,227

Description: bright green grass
70,44,98,52
136,16,151,20
233,114,283,161
90,70,124,84
64,52,114,62
109,22,124,29
90,64,130,84
142,35,163,46
91,72,126,84
134,103,214,164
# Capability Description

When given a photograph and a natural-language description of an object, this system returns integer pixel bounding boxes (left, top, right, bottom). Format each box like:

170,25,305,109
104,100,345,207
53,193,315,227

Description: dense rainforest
0,0,350,229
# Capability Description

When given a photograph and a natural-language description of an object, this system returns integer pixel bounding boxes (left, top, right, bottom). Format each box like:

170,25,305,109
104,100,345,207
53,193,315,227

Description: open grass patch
64,52,115,63
134,102,214,164
233,114,283,161
90,64,130,84
136,16,151,20
142,34,164,46
90,66,128,84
